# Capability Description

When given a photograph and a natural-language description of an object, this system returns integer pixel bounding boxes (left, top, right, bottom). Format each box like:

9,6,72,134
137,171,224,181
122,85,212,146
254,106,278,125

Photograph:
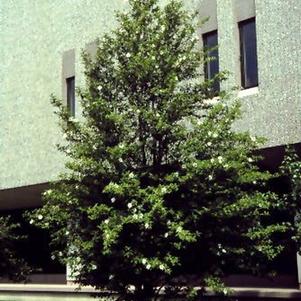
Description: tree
30,0,297,300
0,216,30,281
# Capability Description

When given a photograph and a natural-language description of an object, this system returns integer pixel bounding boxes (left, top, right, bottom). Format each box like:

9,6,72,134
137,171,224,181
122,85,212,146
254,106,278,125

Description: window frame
66,76,75,116
239,17,258,89
202,29,220,94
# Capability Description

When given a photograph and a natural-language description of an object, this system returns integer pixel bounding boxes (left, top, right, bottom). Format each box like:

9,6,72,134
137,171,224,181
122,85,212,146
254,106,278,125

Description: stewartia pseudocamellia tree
30,0,298,300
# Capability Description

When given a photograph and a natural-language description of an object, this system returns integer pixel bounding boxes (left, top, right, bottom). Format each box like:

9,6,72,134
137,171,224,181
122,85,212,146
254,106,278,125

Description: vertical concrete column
297,254,301,289
62,49,75,105
216,0,240,92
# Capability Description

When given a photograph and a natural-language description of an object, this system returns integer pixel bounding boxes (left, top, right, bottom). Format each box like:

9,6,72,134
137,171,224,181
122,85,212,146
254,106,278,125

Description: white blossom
51,255,56,260
207,141,212,147
127,203,133,209
65,231,70,236
208,175,213,181
97,85,102,91
218,156,223,163
210,158,215,163
192,162,198,168
104,219,109,224
222,248,227,253
128,172,135,178
146,264,151,270
111,197,116,203
145,223,150,229
58,251,63,257
142,258,147,265
159,264,165,271
212,132,218,138
248,157,253,163
38,214,43,220
250,136,256,142
109,274,114,280
91,264,97,270
126,53,131,58
164,232,169,238
29,219,34,225
161,187,167,194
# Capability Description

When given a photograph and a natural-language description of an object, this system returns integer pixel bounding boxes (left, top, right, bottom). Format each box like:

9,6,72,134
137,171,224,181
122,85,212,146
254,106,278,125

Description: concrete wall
0,0,300,192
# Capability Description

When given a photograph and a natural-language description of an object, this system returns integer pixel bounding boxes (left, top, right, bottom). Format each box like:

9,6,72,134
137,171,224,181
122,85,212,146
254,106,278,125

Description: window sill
238,86,259,98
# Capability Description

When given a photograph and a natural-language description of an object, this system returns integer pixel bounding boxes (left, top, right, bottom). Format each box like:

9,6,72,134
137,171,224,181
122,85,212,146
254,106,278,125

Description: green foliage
0,216,30,281
29,0,298,300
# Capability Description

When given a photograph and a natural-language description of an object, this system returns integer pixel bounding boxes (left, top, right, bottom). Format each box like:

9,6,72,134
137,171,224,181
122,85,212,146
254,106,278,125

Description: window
66,76,75,116
203,30,220,93
239,18,258,89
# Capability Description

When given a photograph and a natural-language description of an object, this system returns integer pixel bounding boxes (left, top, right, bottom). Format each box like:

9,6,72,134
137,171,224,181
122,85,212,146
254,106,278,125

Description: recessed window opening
66,76,75,116
239,17,258,89
203,30,220,94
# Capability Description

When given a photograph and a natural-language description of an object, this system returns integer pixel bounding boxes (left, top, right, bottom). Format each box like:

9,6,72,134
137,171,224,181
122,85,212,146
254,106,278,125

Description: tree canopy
30,0,300,300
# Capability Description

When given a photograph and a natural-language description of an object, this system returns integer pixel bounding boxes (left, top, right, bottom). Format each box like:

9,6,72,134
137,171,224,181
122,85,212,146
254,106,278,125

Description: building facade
1,0,301,292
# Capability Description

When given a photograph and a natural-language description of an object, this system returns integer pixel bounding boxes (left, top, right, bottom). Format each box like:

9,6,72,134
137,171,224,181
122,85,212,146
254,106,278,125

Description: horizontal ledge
238,86,259,98
0,284,300,298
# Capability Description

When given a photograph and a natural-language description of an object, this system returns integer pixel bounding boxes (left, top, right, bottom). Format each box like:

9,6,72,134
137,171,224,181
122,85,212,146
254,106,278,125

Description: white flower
159,264,165,271
58,251,63,257
208,175,213,181
128,172,135,178
97,85,102,91
248,157,253,163
161,187,167,194
145,223,150,229
118,158,124,163
44,189,52,196
51,255,56,260
164,232,169,238
119,143,125,149
111,197,116,203
29,219,34,225
212,132,218,138
250,136,256,142
192,162,198,168
146,264,151,270
65,231,70,236
207,141,212,147
222,248,227,253
104,219,109,224
91,264,97,270
38,214,43,220
126,53,131,58
127,285,136,291
218,156,223,163
223,288,228,295
127,203,133,209
142,258,147,265
253,180,257,184
210,158,215,163
109,274,114,280
208,131,212,137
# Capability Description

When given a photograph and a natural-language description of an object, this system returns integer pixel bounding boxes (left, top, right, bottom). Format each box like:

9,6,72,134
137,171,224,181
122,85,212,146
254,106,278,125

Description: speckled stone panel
0,0,130,189
0,0,300,190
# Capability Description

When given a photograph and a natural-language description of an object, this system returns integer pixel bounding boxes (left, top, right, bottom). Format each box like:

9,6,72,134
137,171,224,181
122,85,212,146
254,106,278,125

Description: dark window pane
203,30,220,93
66,76,75,116
239,18,258,89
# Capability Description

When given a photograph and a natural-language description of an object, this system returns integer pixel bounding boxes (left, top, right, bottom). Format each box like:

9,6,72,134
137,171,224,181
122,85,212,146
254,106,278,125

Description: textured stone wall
0,0,300,190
